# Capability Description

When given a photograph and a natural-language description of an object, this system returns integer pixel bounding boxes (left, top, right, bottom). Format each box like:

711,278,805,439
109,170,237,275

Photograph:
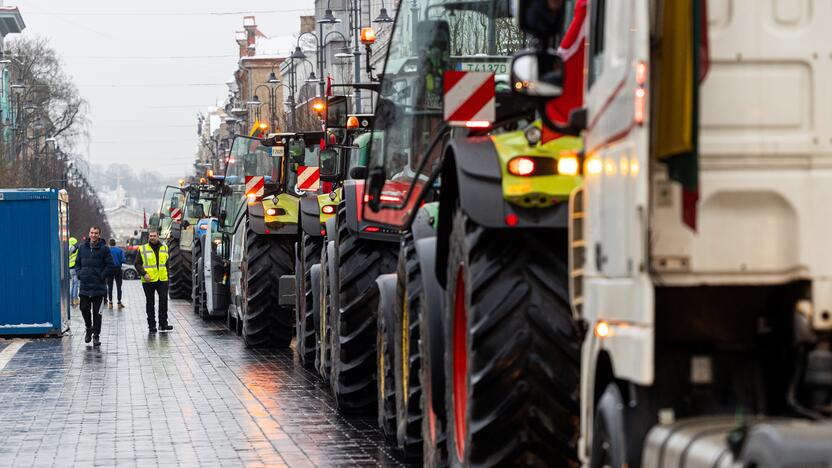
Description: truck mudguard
413,236,445,419
300,196,323,237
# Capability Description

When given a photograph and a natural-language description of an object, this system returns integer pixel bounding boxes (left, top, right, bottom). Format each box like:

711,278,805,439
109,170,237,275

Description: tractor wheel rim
452,265,468,463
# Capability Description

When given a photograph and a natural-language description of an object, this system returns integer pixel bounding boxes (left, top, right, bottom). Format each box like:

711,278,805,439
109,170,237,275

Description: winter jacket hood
76,239,113,297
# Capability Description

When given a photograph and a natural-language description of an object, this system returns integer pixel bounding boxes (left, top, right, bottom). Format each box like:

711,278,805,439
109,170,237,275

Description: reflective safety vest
69,237,78,268
139,243,169,283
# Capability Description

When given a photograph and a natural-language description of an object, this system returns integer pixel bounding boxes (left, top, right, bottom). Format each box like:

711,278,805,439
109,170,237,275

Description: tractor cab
155,185,186,240
361,0,544,228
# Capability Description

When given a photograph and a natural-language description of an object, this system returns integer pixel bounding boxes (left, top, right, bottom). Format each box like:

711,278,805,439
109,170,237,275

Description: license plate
456,62,508,74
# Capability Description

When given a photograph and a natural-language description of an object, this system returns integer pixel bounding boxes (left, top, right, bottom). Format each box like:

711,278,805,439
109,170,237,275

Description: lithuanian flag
654,0,709,230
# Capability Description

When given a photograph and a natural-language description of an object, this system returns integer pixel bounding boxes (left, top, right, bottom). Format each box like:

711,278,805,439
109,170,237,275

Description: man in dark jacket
105,238,126,309
75,226,113,346
135,229,173,333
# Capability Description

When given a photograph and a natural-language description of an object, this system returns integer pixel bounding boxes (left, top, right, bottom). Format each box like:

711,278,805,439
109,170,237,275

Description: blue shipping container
0,189,70,336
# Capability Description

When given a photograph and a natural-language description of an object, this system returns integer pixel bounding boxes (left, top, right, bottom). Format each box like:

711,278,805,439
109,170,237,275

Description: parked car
122,263,139,280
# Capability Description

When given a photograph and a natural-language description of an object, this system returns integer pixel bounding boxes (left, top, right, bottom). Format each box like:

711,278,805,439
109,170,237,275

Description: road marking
0,339,27,371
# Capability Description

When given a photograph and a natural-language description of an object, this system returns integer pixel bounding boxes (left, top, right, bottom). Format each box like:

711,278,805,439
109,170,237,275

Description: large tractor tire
444,207,580,467
376,274,398,441
295,233,321,369
192,239,202,315
167,237,188,300
241,221,294,348
394,232,425,459
329,203,398,413
180,247,193,303
419,272,449,468
317,241,335,380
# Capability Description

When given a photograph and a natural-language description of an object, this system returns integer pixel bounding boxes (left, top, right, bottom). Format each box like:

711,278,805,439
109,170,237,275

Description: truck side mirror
366,166,385,212
510,50,564,99
320,148,339,180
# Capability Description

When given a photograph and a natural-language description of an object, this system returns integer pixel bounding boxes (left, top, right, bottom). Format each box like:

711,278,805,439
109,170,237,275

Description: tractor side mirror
510,50,564,99
326,95,349,129
366,166,385,212
320,148,339,180
349,166,367,180
219,210,227,224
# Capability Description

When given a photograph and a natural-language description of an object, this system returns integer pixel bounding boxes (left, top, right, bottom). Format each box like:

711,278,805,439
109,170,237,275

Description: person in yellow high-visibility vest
68,236,80,306
134,230,173,333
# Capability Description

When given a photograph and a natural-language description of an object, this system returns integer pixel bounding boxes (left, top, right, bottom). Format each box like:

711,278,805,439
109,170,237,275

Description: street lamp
318,0,341,25
374,0,394,23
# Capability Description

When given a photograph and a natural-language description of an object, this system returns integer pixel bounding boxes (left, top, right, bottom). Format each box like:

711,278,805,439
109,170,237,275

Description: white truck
515,0,832,466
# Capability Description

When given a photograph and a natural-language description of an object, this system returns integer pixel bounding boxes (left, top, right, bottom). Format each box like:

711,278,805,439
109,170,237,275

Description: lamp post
351,0,362,113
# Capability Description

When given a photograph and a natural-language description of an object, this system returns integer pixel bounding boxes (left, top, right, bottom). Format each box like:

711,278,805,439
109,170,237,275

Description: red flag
143,208,148,228
326,75,332,97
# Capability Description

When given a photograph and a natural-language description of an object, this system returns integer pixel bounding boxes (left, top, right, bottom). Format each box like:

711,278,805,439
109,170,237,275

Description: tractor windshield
157,185,185,236
183,190,213,220
363,0,520,227
221,136,280,230
285,138,320,194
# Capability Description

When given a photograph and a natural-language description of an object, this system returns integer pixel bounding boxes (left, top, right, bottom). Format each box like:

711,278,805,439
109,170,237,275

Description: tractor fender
411,202,438,242
413,236,445,417
342,179,361,235
300,196,323,237
375,273,399,326
435,138,569,285
248,202,267,235
170,220,182,240
324,214,338,241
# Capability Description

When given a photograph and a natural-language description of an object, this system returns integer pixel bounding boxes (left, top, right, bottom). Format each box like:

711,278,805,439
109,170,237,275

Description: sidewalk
0,281,403,467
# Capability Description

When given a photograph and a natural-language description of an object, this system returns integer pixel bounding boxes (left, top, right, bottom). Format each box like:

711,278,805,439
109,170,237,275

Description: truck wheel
330,203,398,412
295,233,321,368
445,207,580,467
394,232,424,458
590,384,627,468
242,221,294,348
192,239,202,315
377,279,397,440
167,237,187,299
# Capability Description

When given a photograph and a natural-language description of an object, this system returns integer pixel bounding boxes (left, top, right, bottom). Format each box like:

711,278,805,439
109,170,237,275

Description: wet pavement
0,281,404,467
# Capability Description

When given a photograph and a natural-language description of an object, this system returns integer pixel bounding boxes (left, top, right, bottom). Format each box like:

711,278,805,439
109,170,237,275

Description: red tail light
363,226,380,233
321,205,336,215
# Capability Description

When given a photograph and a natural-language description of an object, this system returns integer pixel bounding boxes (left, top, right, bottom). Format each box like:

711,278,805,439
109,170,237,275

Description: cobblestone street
0,281,404,467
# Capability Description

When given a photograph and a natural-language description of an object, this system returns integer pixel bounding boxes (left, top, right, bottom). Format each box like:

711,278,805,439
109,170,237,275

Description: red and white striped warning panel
443,71,495,127
297,166,320,192
245,176,265,197
170,208,182,220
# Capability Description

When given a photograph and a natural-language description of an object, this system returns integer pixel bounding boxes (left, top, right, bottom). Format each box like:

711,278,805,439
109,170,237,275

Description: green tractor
311,102,400,414
154,184,188,300
202,133,329,347
362,0,584,465
168,182,218,301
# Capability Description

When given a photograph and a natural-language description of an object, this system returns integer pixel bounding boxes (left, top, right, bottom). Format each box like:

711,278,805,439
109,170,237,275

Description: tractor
196,132,328,347
361,0,585,465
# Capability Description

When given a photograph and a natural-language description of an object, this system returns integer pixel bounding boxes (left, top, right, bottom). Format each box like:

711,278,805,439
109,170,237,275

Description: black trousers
79,295,104,334
106,269,123,303
142,281,168,329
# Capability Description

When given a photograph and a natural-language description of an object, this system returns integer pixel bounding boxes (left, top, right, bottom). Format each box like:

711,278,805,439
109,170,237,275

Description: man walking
105,238,126,309
75,226,113,346
68,236,80,307
135,230,173,333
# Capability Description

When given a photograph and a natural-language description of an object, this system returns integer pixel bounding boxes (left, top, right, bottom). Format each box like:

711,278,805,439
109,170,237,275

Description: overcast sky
8,0,315,178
